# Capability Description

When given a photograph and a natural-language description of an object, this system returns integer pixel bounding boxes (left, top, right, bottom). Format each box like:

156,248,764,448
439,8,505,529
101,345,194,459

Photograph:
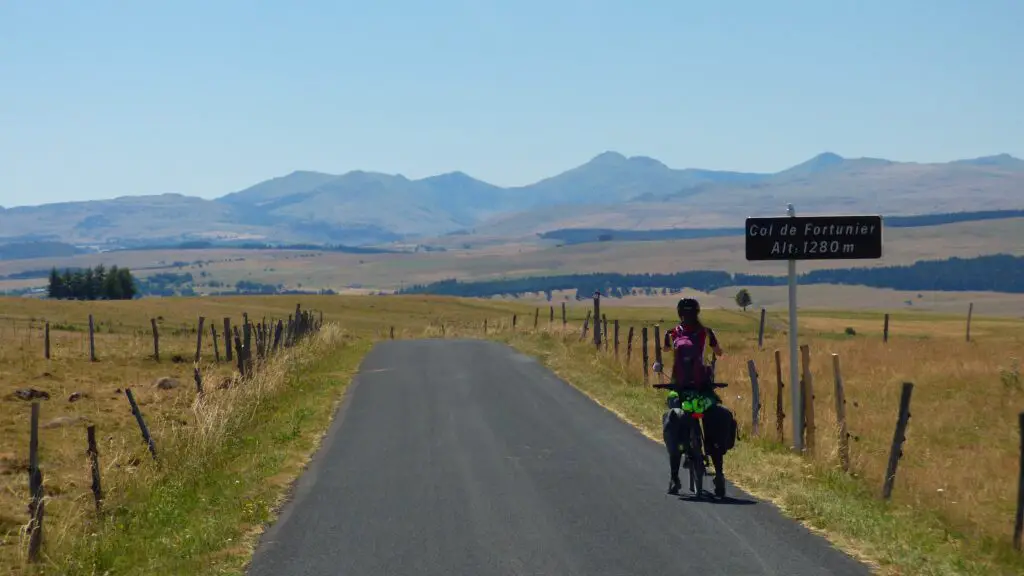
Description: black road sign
745,215,883,261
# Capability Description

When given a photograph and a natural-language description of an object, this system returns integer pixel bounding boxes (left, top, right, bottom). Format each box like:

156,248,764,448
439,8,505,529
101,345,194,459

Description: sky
1,0,1022,207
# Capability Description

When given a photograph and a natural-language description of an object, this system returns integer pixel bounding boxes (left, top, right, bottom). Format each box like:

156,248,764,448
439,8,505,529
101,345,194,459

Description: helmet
676,297,700,317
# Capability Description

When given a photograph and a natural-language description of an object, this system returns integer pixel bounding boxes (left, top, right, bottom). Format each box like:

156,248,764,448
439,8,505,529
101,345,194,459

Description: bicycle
653,356,728,499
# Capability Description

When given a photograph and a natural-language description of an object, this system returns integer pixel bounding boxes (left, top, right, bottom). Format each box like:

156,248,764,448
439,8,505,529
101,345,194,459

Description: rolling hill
0,151,1021,249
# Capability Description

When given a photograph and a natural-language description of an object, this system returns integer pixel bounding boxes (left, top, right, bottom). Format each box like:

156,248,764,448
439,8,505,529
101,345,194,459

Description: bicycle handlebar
653,382,728,390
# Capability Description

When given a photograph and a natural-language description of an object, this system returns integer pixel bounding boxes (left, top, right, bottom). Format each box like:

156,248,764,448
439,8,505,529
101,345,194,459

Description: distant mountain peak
423,170,473,181
809,151,845,164
288,169,335,177
953,153,1024,169
418,171,499,192
626,155,668,169
589,151,628,164
781,151,846,174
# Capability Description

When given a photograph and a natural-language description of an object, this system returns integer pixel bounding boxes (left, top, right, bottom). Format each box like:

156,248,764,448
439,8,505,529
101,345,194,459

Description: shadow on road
675,493,758,506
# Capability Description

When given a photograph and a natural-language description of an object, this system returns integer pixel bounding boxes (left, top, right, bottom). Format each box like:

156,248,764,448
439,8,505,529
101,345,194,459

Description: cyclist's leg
662,404,684,493
703,404,729,496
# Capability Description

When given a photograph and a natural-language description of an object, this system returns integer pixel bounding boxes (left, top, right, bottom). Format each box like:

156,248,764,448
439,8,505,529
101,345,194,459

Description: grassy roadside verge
39,324,372,576
498,330,1024,576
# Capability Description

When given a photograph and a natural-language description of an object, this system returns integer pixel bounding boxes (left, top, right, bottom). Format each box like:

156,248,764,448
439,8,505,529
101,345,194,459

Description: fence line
470,299,1022,554
11,303,324,564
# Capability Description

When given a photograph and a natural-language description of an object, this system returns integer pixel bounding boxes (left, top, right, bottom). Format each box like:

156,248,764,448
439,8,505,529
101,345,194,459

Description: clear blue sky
2,0,1021,206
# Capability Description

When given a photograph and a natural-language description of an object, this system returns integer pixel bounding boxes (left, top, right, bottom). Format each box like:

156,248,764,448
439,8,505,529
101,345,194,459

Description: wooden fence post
390,326,395,339
653,325,662,366
87,424,103,513
550,305,554,325
613,320,620,357
800,344,816,454
603,315,609,351
88,314,96,361
211,325,221,362
1014,411,1024,551
758,308,766,349
243,322,253,373
194,366,203,395
748,359,761,436
223,318,232,362
27,401,44,563
626,326,635,365
580,310,591,341
642,327,649,385
883,313,890,343
125,388,157,460
593,292,601,348
832,353,850,472
44,321,50,359
513,314,517,330
562,302,567,329
233,327,245,377
482,320,486,335
534,308,539,329
966,302,974,342
151,318,160,361
882,382,914,500
273,320,284,351
195,316,205,364
775,350,785,444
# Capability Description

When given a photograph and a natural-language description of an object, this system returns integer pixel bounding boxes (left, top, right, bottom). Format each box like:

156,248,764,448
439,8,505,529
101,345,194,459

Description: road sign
744,215,883,261
745,208,885,454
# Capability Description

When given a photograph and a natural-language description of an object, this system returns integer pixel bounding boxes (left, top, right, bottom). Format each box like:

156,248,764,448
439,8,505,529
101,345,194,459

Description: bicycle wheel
688,419,705,497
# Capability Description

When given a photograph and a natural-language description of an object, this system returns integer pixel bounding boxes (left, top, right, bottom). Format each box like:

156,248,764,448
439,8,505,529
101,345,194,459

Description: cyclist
653,297,731,497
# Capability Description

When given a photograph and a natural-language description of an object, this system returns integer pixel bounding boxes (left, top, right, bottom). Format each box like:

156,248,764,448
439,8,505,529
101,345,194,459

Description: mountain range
2,151,1022,248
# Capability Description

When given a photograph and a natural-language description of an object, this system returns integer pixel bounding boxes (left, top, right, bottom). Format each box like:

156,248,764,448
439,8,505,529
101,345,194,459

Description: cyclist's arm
708,328,724,356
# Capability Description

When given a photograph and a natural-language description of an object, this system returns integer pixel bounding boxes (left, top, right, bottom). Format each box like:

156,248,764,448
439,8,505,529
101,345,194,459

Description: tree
47,267,65,299
83,267,96,300
45,264,136,300
103,265,123,300
93,264,106,297
115,267,137,299
735,288,752,311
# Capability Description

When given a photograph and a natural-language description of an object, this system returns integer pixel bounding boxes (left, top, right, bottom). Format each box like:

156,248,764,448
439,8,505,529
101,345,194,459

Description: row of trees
46,265,137,300
539,211,1024,246
398,254,1024,298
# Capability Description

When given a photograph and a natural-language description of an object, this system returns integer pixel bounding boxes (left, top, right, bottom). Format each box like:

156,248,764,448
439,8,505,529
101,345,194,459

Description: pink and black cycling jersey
664,323,718,354
663,323,718,388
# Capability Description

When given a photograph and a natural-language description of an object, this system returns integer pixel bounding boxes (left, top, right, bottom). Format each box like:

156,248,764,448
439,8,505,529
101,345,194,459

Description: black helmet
677,297,700,317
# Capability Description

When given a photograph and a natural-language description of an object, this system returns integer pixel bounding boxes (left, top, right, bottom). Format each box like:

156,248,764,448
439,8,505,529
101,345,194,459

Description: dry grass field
1,218,1022,294
1,292,1022,575
489,285,1024,318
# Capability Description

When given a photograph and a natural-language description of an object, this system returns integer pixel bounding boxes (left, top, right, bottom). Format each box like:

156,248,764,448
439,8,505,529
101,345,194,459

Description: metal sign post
786,204,801,452
745,207,883,453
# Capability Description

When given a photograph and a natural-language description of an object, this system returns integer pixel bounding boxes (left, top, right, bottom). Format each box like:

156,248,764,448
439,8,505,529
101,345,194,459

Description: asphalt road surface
247,340,870,576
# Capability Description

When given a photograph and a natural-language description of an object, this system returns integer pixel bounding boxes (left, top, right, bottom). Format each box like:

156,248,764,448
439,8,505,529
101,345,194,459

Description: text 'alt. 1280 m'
744,215,883,261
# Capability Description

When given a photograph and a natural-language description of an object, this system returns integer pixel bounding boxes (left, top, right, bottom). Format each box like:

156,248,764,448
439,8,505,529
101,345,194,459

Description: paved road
247,340,870,576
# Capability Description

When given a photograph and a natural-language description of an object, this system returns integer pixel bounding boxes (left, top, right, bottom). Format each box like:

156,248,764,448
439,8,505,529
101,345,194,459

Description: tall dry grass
33,324,345,574
0,304,337,573
180,322,347,465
